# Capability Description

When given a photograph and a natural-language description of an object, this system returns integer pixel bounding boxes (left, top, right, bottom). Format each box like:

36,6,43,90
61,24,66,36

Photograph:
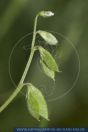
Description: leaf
26,83,49,121
39,46,59,72
40,60,55,81
37,30,58,45
39,11,54,17
27,89,39,120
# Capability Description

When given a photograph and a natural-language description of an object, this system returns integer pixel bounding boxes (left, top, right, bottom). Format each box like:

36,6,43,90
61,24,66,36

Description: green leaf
39,46,59,72
37,30,58,45
27,90,39,120
40,60,55,81
26,83,49,121
39,11,54,17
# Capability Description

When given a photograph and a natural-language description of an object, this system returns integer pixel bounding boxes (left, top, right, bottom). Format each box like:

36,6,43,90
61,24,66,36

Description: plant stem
0,15,38,113
19,15,38,84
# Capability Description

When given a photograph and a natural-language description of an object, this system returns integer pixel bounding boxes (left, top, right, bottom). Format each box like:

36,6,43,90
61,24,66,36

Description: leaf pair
26,83,48,121
38,46,59,81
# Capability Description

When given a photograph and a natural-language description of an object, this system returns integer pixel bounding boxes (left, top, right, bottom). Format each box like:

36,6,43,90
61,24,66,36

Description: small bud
39,11,54,17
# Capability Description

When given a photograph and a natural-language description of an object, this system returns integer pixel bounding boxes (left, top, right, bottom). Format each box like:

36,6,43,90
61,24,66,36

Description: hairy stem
0,15,38,113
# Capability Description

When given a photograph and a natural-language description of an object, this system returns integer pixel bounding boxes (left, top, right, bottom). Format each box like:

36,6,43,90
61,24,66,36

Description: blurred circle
8,31,80,101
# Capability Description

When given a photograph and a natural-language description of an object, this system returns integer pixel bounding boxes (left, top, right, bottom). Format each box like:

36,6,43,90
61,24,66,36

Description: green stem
19,15,38,84
0,15,38,113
